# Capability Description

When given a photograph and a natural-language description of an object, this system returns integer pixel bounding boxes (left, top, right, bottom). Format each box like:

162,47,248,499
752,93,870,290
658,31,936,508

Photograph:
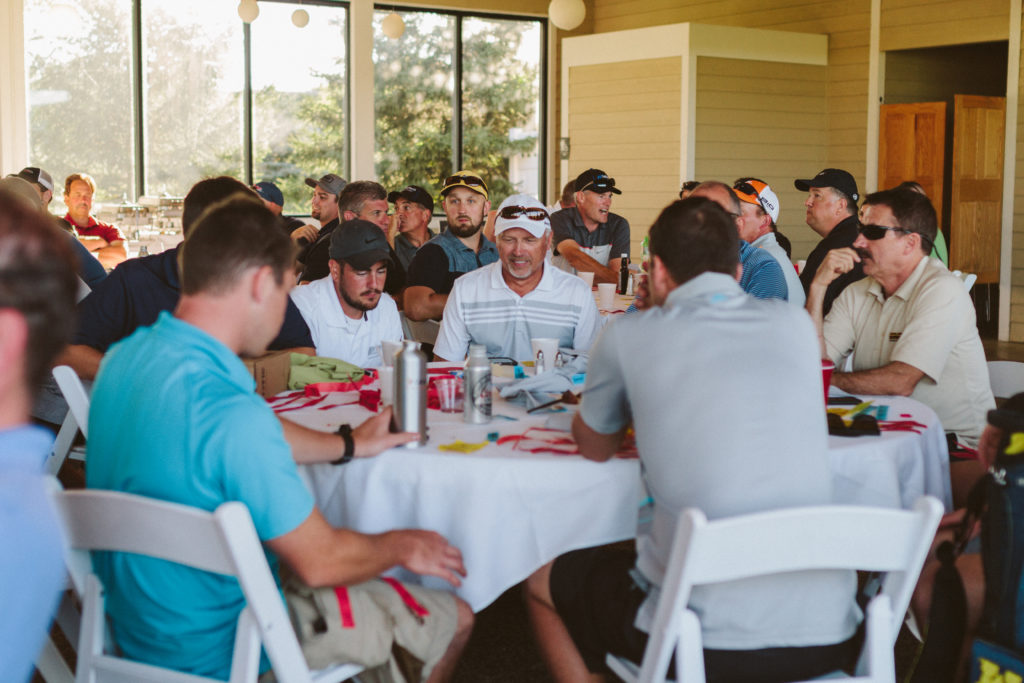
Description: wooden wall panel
880,0,1009,51
694,56,827,260
568,57,681,257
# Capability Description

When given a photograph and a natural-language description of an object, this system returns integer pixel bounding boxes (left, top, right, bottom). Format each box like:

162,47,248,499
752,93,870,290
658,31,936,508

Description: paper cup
531,337,560,373
578,271,595,289
380,340,402,366
435,376,464,413
821,359,835,405
379,366,395,406
597,282,616,310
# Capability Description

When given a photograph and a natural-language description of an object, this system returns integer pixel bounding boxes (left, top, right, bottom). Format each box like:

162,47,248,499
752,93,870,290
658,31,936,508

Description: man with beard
404,171,498,321
433,194,598,362
299,181,406,298
294,173,346,277
290,220,403,368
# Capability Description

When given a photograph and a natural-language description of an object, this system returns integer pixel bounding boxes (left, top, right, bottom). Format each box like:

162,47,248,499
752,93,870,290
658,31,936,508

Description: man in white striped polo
433,194,600,362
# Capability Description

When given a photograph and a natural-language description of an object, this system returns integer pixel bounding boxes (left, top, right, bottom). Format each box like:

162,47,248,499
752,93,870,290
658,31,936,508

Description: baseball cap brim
794,178,819,191
343,250,392,271
579,182,621,195
494,218,547,238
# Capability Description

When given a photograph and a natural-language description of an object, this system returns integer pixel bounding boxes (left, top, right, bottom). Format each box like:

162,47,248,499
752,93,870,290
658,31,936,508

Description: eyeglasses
443,174,487,190
859,223,934,251
498,205,548,221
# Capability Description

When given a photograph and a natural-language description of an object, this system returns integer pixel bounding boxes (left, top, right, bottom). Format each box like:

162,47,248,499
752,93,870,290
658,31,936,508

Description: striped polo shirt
433,260,600,362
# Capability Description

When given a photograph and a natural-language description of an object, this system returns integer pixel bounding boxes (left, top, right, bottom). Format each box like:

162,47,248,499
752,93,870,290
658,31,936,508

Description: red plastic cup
821,359,835,405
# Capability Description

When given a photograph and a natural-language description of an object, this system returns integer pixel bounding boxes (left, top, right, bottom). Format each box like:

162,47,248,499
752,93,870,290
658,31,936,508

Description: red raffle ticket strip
497,427,638,458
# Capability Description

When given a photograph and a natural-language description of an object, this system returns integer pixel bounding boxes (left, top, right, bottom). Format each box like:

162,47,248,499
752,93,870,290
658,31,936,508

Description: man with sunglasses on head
807,187,993,453
795,168,865,315
404,171,498,322
550,168,630,284
433,194,599,363
732,178,804,306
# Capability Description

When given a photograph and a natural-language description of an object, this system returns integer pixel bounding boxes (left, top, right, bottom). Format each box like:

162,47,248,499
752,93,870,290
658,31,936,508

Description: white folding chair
400,313,440,346
606,496,943,683
988,360,1024,400
46,365,91,476
950,270,978,292
48,485,363,683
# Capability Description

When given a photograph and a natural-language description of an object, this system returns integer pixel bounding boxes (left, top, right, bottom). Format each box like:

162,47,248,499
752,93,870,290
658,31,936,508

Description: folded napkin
499,354,587,406
288,354,368,390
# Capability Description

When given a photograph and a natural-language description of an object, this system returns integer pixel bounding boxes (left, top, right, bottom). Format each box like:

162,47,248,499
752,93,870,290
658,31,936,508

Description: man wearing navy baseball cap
290,219,403,367
549,168,631,285
252,180,305,237
387,185,435,271
795,168,864,315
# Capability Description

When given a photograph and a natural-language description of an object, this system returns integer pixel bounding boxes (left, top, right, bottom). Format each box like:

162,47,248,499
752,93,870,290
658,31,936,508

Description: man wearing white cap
433,195,599,362
732,178,805,306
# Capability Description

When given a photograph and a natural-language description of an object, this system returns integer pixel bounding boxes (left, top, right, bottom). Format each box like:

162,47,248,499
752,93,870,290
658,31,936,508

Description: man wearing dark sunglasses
550,168,630,285
434,194,598,362
795,168,865,315
405,171,498,322
807,187,993,458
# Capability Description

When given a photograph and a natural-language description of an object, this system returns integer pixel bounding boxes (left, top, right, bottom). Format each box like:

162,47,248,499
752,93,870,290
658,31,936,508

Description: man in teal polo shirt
87,195,473,681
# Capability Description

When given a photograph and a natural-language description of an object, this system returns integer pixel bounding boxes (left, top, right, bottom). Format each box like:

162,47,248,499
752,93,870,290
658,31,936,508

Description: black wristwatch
331,424,354,465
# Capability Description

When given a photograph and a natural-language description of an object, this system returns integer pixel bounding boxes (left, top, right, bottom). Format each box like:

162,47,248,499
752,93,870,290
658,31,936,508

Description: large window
250,2,349,213
23,1,544,212
24,0,349,212
25,0,135,205
372,8,545,207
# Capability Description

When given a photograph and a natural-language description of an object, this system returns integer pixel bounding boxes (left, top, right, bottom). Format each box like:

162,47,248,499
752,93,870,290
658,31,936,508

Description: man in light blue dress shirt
0,187,80,681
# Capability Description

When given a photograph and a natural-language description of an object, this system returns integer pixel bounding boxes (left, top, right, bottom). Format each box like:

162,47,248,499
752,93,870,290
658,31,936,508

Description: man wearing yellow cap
404,171,498,321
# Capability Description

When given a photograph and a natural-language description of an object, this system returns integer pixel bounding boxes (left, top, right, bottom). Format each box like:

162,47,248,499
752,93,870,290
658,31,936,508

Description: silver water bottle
463,344,492,424
394,340,428,446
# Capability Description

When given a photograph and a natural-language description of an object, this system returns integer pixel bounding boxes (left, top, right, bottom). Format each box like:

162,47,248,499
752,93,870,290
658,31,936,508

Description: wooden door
950,94,1005,283
878,102,946,226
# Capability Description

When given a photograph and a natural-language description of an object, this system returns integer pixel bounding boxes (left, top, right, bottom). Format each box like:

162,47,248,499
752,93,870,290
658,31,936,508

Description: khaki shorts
261,572,457,683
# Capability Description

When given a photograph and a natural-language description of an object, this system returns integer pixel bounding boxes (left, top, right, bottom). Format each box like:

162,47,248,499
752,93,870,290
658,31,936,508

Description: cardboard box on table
243,350,292,398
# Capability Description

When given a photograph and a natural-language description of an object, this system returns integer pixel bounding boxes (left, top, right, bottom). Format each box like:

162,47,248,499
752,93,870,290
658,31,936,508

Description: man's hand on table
387,529,467,587
353,406,418,457
279,405,416,464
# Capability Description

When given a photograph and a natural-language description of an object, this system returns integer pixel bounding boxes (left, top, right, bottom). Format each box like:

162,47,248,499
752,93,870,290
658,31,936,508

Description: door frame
866,0,1022,340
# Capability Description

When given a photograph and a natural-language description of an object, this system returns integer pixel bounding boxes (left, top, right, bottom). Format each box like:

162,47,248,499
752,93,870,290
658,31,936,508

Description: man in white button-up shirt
290,219,403,368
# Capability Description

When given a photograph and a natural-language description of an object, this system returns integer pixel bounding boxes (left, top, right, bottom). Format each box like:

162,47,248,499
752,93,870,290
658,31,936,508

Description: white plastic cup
378,366,395,406
435,376,464,413
597,282,616,310
531,337,560,373
380,340,402,366
578,271,595,289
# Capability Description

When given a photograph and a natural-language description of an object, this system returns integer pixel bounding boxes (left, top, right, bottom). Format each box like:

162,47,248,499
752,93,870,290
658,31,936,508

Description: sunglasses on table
859,223,934,251
498,205,549,221
443,174,487,189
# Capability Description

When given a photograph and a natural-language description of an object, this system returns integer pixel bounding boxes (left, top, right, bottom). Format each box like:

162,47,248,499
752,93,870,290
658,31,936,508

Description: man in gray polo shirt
550,168,630,284
525,196,860,683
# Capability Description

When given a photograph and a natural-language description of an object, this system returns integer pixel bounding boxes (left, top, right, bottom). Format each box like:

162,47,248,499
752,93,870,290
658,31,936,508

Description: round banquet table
286,371,951,612
287,368,641,612
826,392,951,512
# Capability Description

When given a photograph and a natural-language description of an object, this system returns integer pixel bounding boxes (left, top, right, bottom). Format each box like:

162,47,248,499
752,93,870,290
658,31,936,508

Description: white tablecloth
827,394,951,511
289,372,640,612
288,376,950,611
